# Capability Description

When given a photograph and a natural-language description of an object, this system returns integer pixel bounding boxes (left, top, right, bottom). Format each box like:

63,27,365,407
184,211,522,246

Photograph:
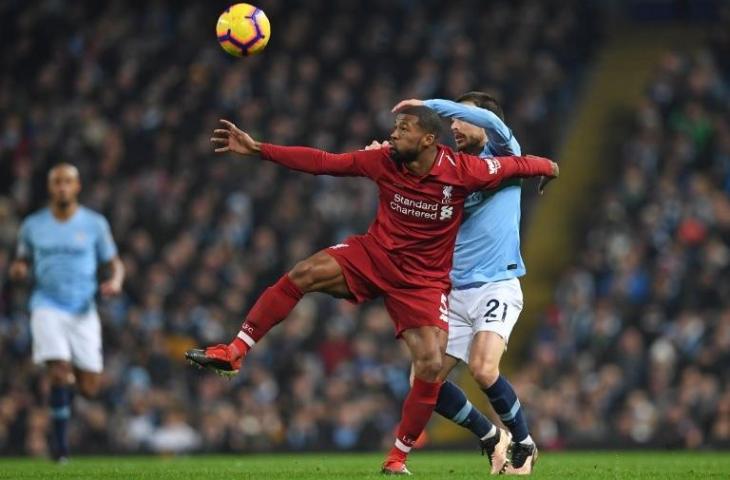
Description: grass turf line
1,451,729,479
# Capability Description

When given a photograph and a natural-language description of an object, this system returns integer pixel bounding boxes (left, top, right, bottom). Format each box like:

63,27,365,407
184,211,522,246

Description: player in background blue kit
9,164,124,462
390,93,546,474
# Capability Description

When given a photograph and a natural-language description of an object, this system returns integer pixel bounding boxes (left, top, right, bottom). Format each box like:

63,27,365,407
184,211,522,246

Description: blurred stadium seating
519,23,730,449
0,0,727,456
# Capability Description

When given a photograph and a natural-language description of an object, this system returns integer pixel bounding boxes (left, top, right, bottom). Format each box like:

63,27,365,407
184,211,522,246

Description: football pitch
1,451,729,479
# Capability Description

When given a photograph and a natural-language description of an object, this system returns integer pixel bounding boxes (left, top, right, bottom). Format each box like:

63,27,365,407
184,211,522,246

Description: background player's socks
483,375,529,443
49,385,72,458
388,378,442,462
435,380,495,439
230,274,304,356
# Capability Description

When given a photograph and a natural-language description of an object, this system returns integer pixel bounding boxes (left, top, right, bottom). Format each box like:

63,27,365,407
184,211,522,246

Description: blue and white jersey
16,206,118,314
424,99,524,287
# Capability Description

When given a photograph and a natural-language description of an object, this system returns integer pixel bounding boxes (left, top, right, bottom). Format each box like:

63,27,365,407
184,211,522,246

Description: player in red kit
186,106,558,475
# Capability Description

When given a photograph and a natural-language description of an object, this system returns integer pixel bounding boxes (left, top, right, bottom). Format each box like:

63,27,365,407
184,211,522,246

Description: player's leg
74,370,101,398
30,308,74,461
423,354,497,441
432,288,508,473
186,249,351,375
457,331,511,472
69,308,104,399
469,331,536,473
46,360,74,461
407,349,458,385
467,279,536,474
232,249,349,350
383,325,447,475
434,289,498,437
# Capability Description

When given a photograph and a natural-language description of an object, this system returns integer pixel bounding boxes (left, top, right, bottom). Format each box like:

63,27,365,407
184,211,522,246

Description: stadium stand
9,0,727,456
519,14,730,449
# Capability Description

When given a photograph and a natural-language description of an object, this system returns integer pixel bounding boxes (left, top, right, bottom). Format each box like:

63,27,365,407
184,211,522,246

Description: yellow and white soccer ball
216,3,270,57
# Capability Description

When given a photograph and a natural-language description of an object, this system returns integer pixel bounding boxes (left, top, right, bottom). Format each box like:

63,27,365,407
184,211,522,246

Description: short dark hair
456,91,505,121
398,105,442,136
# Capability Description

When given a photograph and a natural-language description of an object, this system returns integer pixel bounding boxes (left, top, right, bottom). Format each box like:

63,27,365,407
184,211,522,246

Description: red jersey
259,144,553,288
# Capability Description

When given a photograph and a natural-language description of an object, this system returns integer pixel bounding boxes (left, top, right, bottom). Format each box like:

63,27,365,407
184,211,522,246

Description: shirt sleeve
459,154,554,192
424,99,520,155
259,144,387,179
16,220,32,261
95,216,118,263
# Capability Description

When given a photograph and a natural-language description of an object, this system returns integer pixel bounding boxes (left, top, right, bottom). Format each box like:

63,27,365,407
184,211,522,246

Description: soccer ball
216,3,270,57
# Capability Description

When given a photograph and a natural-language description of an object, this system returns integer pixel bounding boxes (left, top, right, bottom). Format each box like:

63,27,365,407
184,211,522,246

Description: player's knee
288,260,317,291
413,354,443,381
78,380,100,399
469,361,500,388
289,254,338,292
47,362,72,386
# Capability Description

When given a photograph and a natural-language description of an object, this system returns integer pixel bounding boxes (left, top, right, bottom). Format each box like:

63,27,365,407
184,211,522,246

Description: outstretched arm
393,99,518,154
426,99,516,152
211,119,382,177
462,154,559,194
211,119,263,155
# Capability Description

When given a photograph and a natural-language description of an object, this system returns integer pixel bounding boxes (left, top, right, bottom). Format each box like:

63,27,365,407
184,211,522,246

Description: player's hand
211,119,261,156
392,99,425,113
538,161,560,195
364,140,390,150
9,260,29,282
100,279,122,297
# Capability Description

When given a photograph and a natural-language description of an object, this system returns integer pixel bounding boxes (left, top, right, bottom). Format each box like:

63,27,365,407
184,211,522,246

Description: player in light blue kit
9,163,124,462
391,93,549,474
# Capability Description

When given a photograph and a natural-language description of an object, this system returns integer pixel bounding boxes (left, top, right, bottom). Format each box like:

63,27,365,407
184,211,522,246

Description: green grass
1,451,729,479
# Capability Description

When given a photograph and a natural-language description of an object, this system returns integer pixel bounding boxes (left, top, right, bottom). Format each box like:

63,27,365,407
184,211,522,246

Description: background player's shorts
446,278,523,363
30,306,103,373
326,235,450,337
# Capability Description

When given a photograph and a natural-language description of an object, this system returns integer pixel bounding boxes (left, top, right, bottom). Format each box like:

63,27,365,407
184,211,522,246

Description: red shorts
325,235,450,337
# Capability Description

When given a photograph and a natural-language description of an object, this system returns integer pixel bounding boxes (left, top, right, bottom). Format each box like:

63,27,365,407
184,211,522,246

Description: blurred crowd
3,0,728,458
0,0,596,455
519,19,730,449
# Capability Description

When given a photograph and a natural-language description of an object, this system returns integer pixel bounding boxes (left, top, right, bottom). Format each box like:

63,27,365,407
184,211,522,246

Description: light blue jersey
424,99,524,288
16,206,118,314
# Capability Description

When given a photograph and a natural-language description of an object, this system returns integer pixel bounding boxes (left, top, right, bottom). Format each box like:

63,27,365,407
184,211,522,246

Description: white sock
518,434,535,446
480,425,497,441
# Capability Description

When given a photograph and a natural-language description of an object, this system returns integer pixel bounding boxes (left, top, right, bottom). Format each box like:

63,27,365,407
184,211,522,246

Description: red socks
388,377,442,462
229,274,304,357
232,273,439,466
